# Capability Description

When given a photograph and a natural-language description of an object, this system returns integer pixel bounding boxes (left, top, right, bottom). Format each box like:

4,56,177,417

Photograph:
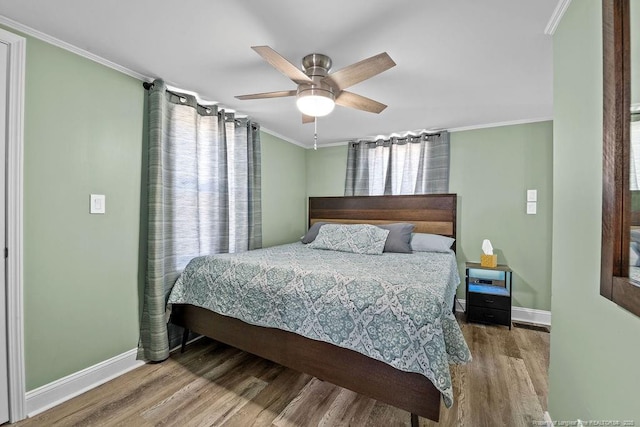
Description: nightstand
465,262,512,329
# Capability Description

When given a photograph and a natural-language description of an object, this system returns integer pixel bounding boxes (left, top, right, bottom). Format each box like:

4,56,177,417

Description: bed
168,194,470,424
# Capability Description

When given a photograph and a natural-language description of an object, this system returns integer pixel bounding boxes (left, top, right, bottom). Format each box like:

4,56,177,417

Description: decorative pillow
301,222,328,244
410,233,455,253
308,224,390,255
632,229,640,244
377,223,415,253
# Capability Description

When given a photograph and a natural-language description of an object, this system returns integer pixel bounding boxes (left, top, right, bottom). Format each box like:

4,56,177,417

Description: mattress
167,242,471,406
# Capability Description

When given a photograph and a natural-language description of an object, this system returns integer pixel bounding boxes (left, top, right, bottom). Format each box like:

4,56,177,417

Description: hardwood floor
16,315,549,426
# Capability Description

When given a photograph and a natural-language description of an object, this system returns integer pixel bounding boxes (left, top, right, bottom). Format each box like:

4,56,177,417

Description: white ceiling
0,0,558,147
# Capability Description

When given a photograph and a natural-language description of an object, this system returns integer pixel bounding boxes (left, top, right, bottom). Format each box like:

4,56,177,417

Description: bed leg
181,328,190,353
411,413,419,427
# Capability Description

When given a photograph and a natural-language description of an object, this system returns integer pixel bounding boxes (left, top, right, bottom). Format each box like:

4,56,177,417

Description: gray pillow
301,222,328,244
308,224,389,255
410,233,455,253
377,223,415,253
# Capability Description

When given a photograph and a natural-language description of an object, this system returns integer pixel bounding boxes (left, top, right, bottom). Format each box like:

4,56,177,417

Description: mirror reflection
630,0,640,283
631,115,640,283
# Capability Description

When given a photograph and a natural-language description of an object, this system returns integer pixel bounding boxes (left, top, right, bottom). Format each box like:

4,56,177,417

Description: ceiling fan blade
252,46,313,85
323,52,395,91
235,90,297,100
302,114,315,124
335,91,387,114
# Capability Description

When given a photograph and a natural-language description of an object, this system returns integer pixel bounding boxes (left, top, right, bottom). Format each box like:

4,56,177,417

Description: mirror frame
601,0,640,316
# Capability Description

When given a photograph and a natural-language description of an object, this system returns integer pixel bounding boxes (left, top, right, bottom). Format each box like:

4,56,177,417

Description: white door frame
0,27,26,422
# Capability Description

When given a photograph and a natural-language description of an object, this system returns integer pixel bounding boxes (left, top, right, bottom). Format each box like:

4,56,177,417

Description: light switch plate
90,194,105,214
527,189,537,202
526,202,537,215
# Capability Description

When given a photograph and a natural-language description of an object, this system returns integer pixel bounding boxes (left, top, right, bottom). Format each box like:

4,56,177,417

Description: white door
0,40,10,424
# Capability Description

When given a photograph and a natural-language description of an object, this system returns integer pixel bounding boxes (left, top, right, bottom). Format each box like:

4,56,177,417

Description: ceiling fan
235,46,396,123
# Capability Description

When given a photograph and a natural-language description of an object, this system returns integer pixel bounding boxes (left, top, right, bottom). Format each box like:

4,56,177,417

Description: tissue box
480,254,497,268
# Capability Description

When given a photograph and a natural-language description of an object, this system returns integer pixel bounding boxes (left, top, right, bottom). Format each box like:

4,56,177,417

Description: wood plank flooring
16,315,549,426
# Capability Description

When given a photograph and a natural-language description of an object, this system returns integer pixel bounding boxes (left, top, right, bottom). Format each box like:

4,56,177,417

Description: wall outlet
526,202,537,215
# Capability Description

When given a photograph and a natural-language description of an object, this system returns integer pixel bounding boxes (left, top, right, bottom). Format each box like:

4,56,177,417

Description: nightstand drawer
467,292,510,310
467,306,510,327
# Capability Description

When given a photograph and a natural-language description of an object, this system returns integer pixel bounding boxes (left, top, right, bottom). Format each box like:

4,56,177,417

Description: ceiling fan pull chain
314,118,318,150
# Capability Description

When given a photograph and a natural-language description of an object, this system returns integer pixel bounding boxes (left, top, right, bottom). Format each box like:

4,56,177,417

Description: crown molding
447,116,553,133
260,127,307,148
0,14,552,151
544,0,572,35
0,14,151,82
0,14,308,145
307,117,554,150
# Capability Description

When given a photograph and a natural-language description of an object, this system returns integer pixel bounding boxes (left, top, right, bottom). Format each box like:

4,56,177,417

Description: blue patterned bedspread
167,242,471,406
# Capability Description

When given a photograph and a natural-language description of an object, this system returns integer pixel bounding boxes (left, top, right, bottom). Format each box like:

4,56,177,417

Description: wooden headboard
308,194,457,248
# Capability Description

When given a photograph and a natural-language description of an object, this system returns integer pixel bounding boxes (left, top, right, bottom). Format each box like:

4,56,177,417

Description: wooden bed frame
170,194,458,424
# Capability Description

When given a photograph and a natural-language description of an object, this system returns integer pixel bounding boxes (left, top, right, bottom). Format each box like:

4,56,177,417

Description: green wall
261,132,308,247
549,0,640,421
22,36,145,390
15,24,310,390
21,7,640,422
8,8,555,391
450,122,553,310
305,122,553,310
306,145,348,197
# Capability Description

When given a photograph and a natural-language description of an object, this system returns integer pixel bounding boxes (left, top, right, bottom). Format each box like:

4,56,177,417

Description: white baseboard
25,348,145,417
456,299,551,326
22,309,548,419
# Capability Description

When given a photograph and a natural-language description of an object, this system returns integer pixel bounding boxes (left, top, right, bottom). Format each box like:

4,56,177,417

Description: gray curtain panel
345,131,450,196
138,79,261,362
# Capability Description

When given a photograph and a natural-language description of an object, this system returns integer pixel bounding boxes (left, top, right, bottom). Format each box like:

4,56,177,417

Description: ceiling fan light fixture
296,85,335,117
236,47,395,121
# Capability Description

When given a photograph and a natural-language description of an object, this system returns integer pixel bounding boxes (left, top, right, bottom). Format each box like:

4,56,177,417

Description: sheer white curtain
345,131,450,196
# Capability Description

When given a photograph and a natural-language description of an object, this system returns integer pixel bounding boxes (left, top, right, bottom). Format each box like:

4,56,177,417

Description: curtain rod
142,82,259,129
143,82,210,105
350,132,443,147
